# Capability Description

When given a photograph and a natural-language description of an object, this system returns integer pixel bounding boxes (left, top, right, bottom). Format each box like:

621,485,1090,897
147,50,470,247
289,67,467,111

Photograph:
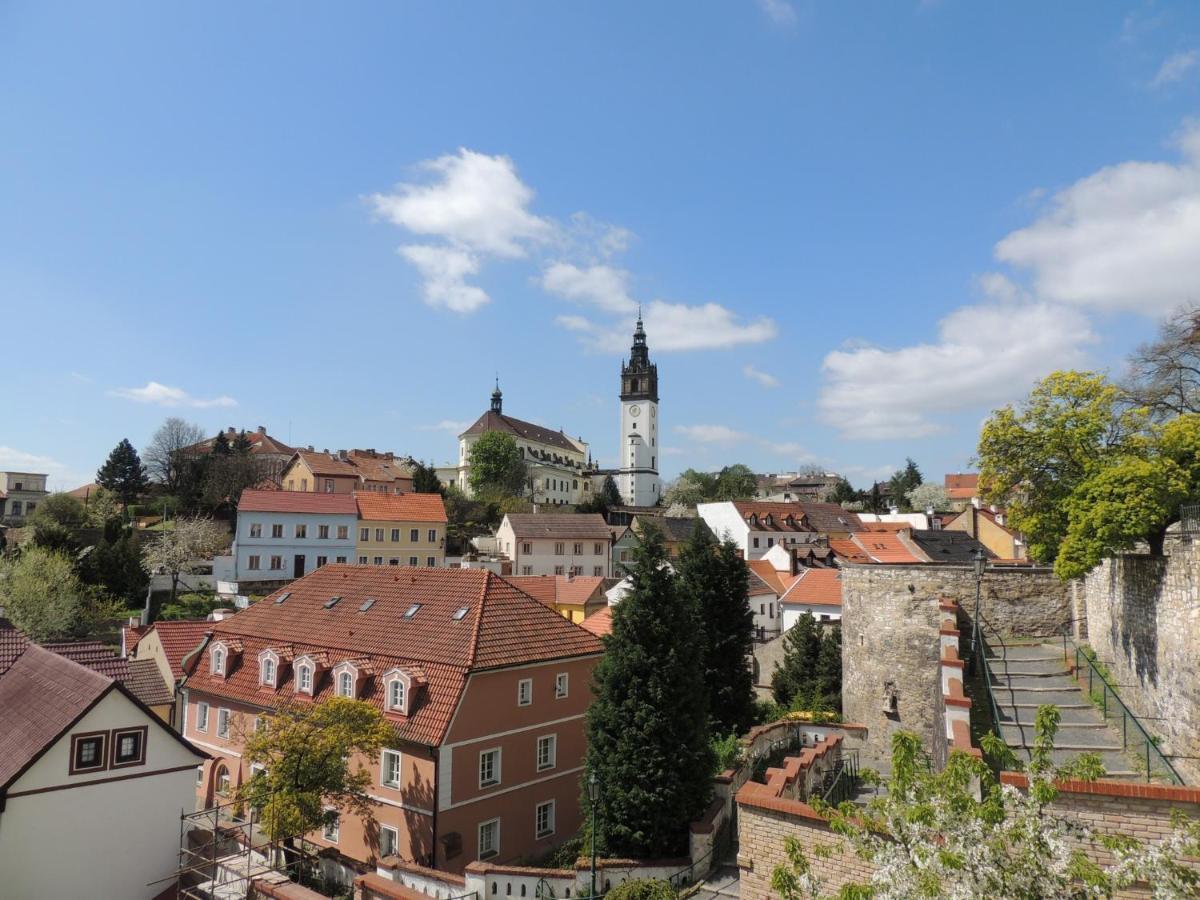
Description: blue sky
4,1,1200,491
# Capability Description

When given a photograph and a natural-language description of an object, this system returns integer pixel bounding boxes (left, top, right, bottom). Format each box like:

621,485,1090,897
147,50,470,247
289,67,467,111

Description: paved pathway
690,864,740,900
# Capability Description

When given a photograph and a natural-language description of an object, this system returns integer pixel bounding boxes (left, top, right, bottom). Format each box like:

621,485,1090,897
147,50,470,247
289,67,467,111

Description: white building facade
0,471,48,524
495,514,613,577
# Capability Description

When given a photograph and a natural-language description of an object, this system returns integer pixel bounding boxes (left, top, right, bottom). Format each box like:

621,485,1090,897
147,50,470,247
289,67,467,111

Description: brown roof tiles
503,514,612,541
461,410,582,453
239,489,358,514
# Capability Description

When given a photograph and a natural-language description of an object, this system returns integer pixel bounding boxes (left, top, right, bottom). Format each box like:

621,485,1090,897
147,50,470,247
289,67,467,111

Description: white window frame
517,678,532,706
384,672,408,714
479,747,501,788
555,673,569,699
217,708,230,739
323,809,340,843
259,650,278,687
296,662,314,694
196,701,209,732
210,645,226,676
338,670,354,698
535,800,556,839
380,824,399,858
249,523,262,538
381,749,402,788
478,818,500,859
536,734,557,771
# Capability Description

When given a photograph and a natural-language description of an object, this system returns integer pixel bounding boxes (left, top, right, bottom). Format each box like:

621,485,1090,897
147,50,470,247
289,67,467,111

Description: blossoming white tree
772,707,1200,899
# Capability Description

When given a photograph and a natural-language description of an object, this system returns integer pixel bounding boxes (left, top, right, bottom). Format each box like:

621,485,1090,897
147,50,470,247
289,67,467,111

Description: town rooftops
502,575,607,607
291,449,414,484
355,492,448,523
747,559,788,595
187,426,296,458
185,565,603,746
730,502,813,532
909,529,996,564
142,619,212,680
239,489,358,515
652,516,711,543
580,606,613,638
850,532,927,564
794,502,863,534
461,410,583,454
780,568,843,607
503,513,612,541
944,473,979,500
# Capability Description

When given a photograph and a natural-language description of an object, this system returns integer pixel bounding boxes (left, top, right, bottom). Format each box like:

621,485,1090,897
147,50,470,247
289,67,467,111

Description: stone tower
618,313,661,506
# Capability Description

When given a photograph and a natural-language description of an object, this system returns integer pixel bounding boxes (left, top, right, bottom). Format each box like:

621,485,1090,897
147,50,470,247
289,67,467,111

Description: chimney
307,445,314,452
971,496,981,509
227,427,236,435
338,449,348,461
257,425,266,434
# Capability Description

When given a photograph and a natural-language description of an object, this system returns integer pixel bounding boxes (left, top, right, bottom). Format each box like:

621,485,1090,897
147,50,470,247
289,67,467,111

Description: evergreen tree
677,526,755,736
96,438,149,506
827,477,859,507
888,458,923,511
410,460,444,494
771,612,821,706
211,429,232,456
600,475,623,508
232,429,253,454
815,626,843,713
585,525,714,858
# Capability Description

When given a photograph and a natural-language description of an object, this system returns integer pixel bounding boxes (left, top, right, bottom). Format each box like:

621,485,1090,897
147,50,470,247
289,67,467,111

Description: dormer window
257,648,280,687
332,659,369,699
764,514,773,526
748,514,758,526
338,671,354,697
211,644,226,677
381,666,422,717
297,663,313,693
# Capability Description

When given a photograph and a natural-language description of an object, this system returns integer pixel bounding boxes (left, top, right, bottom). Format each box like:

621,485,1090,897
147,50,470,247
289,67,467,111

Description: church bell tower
618,313,661,506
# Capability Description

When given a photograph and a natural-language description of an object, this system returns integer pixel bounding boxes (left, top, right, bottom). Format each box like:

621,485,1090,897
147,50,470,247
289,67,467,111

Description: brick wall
1082,541,1200,784
737,799,874,898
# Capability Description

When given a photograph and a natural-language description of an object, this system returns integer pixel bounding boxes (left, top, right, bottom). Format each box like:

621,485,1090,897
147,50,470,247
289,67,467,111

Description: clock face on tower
629,405,640,417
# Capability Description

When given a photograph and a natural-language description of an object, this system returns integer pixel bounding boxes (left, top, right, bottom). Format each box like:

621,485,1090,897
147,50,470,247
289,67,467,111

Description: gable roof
127,658,175,707
780,568,843,607
648,516,711,543
184,565,602,746
142,619,212,680
944,473,979,499
502,575,606,607
503,514,612,541
730,502,813,533
0,643,114,790
829,538,871,564
41,640,174,708
794,502,863,534
239,489,358,515
851,532,927,564
290,451,414,484
186,428,296,458
580,606,613,638
355,492,448,523
461,410,581,454
747,559,787,595
909,529,996,563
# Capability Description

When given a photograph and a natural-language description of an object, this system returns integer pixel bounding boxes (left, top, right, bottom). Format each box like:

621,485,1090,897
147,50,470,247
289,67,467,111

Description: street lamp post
970,547,986,675
588,773,599,898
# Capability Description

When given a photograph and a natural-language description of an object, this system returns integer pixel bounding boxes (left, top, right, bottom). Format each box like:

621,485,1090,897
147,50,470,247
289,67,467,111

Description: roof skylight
404,603,422,618
452,607,469,620
324,596,342,609
359,598,376,612
275,592,291,604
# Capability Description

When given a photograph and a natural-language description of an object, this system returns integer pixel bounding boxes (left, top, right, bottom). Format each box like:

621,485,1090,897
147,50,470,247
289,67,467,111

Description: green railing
1063,631,1184,785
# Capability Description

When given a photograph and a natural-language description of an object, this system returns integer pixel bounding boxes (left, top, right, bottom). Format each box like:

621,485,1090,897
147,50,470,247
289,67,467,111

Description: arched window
211,647,225,675
216,765,231,795
338,671,354,697
388,678,405,712
297,664,313,693
261,657,276,686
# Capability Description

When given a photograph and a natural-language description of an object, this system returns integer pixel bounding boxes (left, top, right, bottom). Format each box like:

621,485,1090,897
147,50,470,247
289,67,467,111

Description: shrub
604,879,677,900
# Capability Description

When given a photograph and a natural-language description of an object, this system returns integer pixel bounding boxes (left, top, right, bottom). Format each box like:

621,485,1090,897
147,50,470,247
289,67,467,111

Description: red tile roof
730,502,812,533
127,658,175,707
851,533,927,564
185,566,602,746
828,539,870,564
0,638,111,789
746,559,787,595
504,514,612,541
292,450,414,485
502,575,606,607
944,473,979,499
355,492,448,523
780,569,843,607
144,619,212,680
580,606,613,638
794,502,863,534
461,410,582,453
239,489,358,515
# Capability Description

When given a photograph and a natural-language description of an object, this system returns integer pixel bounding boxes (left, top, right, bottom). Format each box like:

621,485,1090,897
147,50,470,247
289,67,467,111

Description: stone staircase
984,641,1143,778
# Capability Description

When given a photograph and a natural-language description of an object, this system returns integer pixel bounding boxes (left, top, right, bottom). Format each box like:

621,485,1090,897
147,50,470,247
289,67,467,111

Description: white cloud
819,302,1095,440
371,149,552,257
743,364,780,388
567,300,777,353
0,446,92,492
400,245,489,313
418,419,471,433
1152,49,1198,87
661,447,686,457
541,263,635,313
994,123,1200,315
110,381,237,409
757,0,797,26
674,424,749,445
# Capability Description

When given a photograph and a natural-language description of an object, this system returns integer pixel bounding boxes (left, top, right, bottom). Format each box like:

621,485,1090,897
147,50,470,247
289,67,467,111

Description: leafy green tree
96,438,149,506
866,482,886,513
468,432,527,496
410,459,444,494
772,708,1200,899
771,612,821,706
0,547,123,640
978,371,1146,565
28,492,87,530
715,464,758,500
83,486,122,528
604,880,677,900
663,474,707,508
238,697,394,855
677,526,755,736
157,591,226,621
827,477,859,507
585,525,714,857
80,530,150,606
888,458,923,511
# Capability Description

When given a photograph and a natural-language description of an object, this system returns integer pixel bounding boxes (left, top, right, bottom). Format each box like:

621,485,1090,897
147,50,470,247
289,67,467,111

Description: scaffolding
168,796,320,900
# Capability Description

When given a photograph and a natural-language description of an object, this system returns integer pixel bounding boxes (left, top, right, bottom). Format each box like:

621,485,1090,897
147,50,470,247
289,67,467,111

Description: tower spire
490,377,503,414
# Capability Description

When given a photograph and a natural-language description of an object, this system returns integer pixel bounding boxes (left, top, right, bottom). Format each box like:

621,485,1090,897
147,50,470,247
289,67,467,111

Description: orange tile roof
355,492,447,523
240,489,358,515
144,619,211,680
730,502,812,533
851,532,927,564
829,539,870,563
502,575,606,607
185,566,602,746
860,522,910,533
780,569,842,607
747,559,787,595
580,606,613,638
944,473,979,499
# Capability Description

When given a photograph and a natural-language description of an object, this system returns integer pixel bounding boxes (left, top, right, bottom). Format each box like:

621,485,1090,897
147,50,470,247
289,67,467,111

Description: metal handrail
973,611,1015,757
1062,630,1185,785
820,751,860,806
